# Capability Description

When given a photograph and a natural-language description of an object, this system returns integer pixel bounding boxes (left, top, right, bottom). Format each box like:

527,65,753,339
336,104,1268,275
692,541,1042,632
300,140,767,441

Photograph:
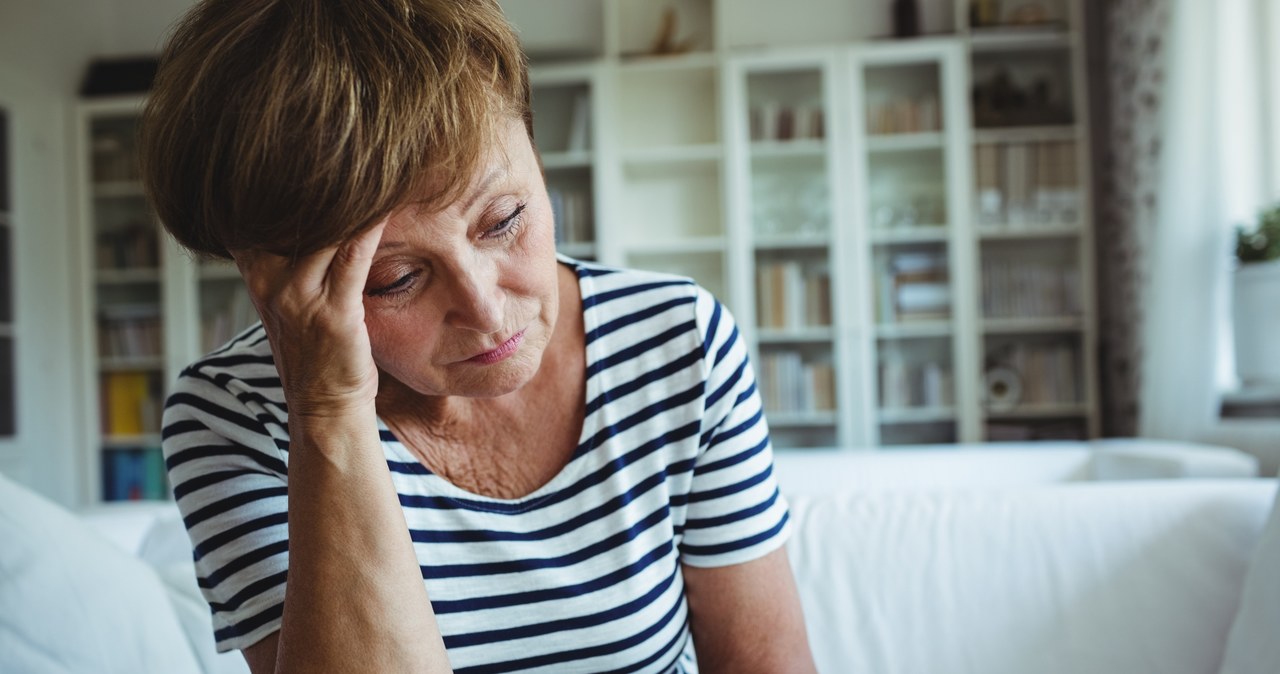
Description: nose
444,257,505,334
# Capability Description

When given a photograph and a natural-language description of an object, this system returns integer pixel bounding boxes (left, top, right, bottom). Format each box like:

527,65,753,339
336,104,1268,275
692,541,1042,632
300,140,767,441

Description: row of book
749,102,825,142
96,224,159,270
876,251,951,324
100,371,162,436
988,342,1081,406
202,289,259,353
548,187,593,246
981,259,1081,318
879,358,953,409
757,351,837,413
99,303,162,359
755,261,832,329
865,93,941,135
101,447,168,501
974,141,1080,226
986,420,1086,442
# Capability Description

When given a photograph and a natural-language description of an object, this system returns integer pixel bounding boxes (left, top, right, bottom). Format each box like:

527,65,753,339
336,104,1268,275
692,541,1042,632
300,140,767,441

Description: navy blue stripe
208,569,287,613
713,324,739,369
598,620,690,674
585,347,702,417
431,538,673,615
705,358,746,410
576,265,618,278
443,557,679,649
182,486,288,529
199,539,289,589
707,406,764,448
166,392,264,435
683,488,780,531
686,462,774,504
585,296,695,345
586,322,694,380
694,435,768,477
450,566,685,673
193,511,288,562
701,300,722,360
681,510,790,558
166,443,287,474
581,280,691,311
172,468,271,501
213,601,282,644
162,418,213,441
409,460,675,544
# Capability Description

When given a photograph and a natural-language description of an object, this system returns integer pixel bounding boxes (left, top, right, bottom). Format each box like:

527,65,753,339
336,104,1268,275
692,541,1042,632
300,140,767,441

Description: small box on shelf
757,347,837,415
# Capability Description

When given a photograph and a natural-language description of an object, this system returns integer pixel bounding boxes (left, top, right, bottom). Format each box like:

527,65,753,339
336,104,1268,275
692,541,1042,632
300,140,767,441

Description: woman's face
363,118,561,400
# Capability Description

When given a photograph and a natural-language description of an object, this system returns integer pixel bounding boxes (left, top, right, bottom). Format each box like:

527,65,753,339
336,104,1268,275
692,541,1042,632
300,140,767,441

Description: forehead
403,119,534,216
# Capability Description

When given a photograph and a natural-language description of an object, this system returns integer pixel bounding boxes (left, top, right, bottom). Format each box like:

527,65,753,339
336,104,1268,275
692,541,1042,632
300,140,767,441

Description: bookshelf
512,0,1098,448
75,96,260,503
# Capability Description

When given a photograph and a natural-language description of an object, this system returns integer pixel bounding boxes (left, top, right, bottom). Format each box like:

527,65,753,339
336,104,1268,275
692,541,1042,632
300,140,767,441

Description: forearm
275,412,451,673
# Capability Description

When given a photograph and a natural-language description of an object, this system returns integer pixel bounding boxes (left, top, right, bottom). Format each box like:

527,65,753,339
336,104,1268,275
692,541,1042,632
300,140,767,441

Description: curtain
1136,0,1270,439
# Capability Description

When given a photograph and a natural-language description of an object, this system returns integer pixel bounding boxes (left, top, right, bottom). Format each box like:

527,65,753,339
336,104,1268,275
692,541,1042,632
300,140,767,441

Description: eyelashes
364,202,528,299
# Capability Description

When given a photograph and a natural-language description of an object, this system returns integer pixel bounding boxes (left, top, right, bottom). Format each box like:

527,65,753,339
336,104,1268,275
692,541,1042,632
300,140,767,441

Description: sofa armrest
1089,439,1260,480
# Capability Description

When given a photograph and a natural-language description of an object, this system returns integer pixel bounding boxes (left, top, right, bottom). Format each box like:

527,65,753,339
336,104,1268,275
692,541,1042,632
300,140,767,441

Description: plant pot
1233,259,1280,385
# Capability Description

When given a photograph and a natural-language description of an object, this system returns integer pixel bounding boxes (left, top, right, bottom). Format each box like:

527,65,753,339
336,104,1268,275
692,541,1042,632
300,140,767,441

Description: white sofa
1,439,1275,674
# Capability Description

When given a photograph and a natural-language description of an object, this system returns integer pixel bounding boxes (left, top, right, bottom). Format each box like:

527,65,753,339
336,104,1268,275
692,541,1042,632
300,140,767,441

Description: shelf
865,132,945,153
750,140,826,158
625,239,726,257
972,125,1080,144
878,406,956,424
984,402,1089,419
93,181,147,198
977,225,1082,240
982,316,1084,334
757,328,835,344
541,150,593,170
99,356,165,371
102,434,164,449
876,322,954,339
618,52,719,73
968,29,1075,53
870,226,950,245
621,143,721,165
96,268,162,284
754,235,831,250
766,411,839,427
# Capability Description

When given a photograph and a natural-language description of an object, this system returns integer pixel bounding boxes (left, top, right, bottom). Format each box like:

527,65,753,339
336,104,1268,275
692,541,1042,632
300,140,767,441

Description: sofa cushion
0,473,203,674
785,481,1275,674
1218,483,1280,674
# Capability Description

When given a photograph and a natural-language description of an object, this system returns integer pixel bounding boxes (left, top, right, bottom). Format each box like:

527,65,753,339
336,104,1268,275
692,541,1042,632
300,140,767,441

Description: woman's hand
231,221,388,420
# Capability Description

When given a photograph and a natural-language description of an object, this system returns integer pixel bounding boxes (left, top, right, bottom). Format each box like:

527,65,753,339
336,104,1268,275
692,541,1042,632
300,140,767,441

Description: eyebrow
376,164,510,252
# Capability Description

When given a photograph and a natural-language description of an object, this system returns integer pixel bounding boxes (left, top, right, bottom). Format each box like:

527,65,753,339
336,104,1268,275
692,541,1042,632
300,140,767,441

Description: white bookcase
518,0,1100,448
72,0,1101,502
74,96,258,503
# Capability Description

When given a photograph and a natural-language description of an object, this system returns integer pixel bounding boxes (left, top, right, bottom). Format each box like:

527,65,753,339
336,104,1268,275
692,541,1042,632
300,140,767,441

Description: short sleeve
678,288,791,568
161,357,291,653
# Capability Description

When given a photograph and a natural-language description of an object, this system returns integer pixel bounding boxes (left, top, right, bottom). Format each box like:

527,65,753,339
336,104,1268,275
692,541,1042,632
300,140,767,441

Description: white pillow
0,473,204,674
1219,483,1280,674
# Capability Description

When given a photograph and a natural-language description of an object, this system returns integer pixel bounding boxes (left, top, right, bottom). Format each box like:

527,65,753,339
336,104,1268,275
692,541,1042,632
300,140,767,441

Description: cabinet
75,96,257,503
520,0,1099,448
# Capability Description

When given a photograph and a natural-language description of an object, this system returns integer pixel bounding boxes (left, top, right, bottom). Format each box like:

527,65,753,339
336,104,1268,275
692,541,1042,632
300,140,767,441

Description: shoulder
565,256,727,347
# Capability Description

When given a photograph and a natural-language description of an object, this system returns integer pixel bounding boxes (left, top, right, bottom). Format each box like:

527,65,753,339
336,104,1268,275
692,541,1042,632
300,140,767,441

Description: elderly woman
141,1,816,672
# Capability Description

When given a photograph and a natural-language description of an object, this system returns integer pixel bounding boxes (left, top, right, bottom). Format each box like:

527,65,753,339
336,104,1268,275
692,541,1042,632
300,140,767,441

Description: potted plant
1233,204,1280,385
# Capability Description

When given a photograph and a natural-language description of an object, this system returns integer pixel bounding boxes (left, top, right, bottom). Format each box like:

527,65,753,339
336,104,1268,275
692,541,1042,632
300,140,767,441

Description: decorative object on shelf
892,0,921,38
969,0,1002,28
982,366,1022,411
1006,2,1051,26
972,69,1072,128
650,6,694,56
1233,203,1280,385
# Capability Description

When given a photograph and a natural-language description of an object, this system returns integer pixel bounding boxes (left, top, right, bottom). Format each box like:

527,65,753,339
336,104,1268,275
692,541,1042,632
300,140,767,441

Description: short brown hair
140,0,531,259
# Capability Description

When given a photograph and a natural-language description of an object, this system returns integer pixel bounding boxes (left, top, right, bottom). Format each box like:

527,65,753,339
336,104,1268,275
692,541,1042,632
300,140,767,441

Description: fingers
328,219,388,301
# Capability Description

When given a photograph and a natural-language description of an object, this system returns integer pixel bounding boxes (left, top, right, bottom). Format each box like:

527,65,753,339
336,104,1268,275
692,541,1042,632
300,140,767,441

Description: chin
450,350,544,398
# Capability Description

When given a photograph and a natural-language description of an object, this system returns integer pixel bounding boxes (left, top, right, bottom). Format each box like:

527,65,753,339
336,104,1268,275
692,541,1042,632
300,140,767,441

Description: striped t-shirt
161,256,791,673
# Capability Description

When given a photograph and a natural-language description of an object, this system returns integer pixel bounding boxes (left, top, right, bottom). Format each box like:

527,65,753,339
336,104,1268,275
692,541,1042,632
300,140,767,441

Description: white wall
0,0,194,505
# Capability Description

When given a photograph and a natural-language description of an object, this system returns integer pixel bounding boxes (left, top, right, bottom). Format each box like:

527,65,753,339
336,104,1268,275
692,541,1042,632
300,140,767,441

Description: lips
466,329,526,365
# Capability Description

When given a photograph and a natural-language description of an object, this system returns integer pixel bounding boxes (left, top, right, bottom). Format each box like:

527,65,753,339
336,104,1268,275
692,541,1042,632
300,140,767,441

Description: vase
1233,259,1280,385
